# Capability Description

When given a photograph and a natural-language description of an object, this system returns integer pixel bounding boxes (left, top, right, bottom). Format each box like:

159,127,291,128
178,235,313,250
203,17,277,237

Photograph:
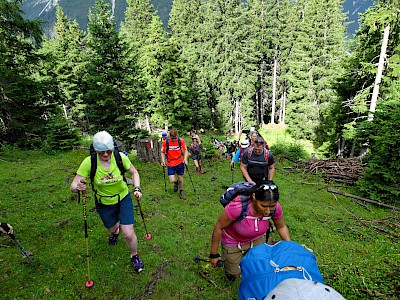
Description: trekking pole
136,197,152,240
185,164,198,198
230,162,235,184
1,223,33,262
162,165,167,192
80,190,94,288
193,254,223,267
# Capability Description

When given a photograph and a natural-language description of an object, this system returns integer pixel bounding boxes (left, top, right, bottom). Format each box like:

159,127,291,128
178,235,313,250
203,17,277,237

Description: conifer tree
139,15,194,131
0,0,45,147
84,0,142,141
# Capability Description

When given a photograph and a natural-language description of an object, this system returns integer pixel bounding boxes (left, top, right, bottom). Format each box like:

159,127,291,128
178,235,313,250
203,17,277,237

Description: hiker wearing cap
160,128,189,200
161,132,168,142
230,140,250,171
70,131,144,272
189,136,205,175
190,130,201,145
240,136,274,186
209,183,290,281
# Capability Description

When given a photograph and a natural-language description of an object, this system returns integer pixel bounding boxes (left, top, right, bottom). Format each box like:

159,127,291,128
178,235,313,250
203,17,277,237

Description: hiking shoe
180,190,186,200
131,254,144,272
199,170,205,174
173,181,178,192
196,172,200,175
108,227,119,245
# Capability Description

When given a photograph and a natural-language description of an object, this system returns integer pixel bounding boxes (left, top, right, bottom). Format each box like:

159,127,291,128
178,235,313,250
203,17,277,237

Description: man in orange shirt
161,128,189,199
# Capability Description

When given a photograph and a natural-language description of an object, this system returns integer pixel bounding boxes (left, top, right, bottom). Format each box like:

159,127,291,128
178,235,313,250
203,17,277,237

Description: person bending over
209,183,290,281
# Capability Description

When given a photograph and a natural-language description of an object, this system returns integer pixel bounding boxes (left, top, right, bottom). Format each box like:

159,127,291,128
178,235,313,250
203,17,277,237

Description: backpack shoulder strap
113,148,127,183
89,144,97,189
264,149,269,164
236,195,251,222
247,147,254,160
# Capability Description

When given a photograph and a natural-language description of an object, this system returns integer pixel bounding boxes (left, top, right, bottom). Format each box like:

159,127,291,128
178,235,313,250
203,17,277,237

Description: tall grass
0,144,398,299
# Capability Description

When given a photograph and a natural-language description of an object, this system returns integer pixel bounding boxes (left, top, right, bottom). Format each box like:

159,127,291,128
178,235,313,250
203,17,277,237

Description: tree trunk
270,55,277,124
234,98,240,134
279,83,286,124
136,137,162,162
368,24,390,121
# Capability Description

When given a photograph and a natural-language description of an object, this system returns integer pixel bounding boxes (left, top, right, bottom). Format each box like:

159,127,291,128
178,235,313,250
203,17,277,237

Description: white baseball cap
263,279,346,300
92,131,114,151
240,140,250,148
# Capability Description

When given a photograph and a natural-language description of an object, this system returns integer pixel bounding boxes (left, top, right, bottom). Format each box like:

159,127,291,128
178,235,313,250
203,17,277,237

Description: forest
1,0,399,204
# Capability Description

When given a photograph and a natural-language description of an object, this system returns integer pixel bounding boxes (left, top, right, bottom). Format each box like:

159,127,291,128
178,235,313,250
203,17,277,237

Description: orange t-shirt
162,138,187,167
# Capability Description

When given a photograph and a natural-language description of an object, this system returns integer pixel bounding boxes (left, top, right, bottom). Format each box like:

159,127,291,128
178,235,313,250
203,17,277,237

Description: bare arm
161,151,166,167
183,149,189,165
210,210,233,267
70,174,87,193
127,164,142,200
273,217,290,241
268,164,275,181
240,162,255,184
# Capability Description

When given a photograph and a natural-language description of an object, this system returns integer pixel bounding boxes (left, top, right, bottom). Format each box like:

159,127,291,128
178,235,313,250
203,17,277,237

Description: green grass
0,146,399,300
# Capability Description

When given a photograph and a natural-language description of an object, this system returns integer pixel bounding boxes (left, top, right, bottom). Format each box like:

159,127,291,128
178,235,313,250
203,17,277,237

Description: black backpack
220,182,257,222
220,182,276,222
89,142,127,189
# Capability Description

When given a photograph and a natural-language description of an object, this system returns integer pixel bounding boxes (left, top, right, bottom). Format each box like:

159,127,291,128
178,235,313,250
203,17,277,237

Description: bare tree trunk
234,98,240,133
280,84,286,124
145,115,151,133
270,55,277,124
368,24,390,121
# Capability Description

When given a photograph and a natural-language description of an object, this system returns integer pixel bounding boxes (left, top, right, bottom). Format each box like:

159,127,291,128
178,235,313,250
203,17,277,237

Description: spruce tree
83,0,142,142
0,0,45,147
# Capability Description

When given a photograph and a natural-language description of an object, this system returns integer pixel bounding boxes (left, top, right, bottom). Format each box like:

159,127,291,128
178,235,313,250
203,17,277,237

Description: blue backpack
239,241,324,300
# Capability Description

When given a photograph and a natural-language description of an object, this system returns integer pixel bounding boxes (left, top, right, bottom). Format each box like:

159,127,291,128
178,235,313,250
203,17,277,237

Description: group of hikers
2,127,345,299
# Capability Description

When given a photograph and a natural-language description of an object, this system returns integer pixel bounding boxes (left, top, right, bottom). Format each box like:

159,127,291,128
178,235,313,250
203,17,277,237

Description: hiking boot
131,254,144,272
225,272,237,282
179,190,186,200
108,227,119,245
173,181,178,192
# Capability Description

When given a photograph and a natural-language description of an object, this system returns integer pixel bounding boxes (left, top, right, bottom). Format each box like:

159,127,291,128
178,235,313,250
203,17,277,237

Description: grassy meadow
0,128,399,299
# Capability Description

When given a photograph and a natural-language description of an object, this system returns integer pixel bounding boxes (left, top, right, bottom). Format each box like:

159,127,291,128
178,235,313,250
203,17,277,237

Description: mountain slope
21,0,372,37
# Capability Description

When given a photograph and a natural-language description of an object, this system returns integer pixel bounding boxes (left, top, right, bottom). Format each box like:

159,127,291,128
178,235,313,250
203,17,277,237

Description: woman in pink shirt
210,183,291,281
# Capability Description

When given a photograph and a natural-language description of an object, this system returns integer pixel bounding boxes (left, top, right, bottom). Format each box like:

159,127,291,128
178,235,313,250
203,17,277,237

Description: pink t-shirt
221,196,283,247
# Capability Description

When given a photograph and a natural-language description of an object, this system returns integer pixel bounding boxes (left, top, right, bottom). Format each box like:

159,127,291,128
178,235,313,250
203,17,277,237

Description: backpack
247,146,270,163
165,137,182,157
89,142,127,189
239,241,324,300
220,182,257,222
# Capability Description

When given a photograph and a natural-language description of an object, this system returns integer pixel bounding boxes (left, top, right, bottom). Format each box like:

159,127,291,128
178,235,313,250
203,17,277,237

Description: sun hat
92,131,114,152
240,140,250,148
264,279,346,300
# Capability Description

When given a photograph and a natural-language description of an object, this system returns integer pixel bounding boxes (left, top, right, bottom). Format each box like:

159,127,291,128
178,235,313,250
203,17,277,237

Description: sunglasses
97,150,113,155
257,184,277,191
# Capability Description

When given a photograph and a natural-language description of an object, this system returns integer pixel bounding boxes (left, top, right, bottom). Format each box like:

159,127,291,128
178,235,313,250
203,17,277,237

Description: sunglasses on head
257,184,277,191
97,150,113,155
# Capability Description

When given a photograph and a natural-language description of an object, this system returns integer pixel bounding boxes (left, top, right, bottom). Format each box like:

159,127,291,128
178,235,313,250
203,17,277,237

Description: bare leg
120,224,138,256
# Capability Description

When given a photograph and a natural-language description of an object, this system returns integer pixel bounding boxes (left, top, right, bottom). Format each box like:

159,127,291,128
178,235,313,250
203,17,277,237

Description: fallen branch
327,188,399,211
199,271,217,287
